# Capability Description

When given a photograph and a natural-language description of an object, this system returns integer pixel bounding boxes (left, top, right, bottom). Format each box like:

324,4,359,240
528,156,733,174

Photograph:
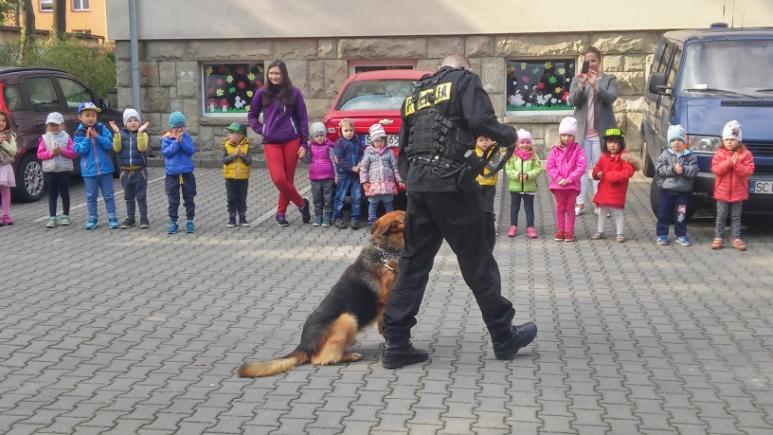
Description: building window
72,0,89,11
506,59,576,113
72,29,92,35
349,60,415,75
40,0,53,12
203,63,265,115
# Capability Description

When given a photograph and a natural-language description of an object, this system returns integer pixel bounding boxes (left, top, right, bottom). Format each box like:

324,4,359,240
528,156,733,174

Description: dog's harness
376,246,400,272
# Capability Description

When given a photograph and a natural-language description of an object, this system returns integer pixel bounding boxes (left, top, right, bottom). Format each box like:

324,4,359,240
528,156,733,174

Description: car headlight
688,135,721,153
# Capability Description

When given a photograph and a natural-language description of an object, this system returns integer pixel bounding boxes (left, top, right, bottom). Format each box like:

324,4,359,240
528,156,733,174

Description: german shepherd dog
238,210,406,378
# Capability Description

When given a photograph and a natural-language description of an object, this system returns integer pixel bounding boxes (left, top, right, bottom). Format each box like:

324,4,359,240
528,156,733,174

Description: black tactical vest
402,68,474,167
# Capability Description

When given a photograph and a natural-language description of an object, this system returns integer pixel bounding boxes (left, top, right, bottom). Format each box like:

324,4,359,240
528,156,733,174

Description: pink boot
1,215,12,225
507,225,517,237
527,227,538,239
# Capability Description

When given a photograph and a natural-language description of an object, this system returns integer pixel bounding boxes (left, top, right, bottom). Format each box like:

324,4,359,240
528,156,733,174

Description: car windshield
336,79,415,110
679,39,773,95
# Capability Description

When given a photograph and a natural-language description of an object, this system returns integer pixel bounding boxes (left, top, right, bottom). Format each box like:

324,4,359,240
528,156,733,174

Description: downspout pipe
129,0,141,111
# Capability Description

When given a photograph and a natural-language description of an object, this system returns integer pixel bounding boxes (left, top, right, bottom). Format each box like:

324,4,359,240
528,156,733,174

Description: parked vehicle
641,25,773,216
322,69,432,211
0,67,121,202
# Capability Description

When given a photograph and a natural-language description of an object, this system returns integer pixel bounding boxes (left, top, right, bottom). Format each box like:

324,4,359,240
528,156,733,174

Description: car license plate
362,134,399,147
750,179,773,194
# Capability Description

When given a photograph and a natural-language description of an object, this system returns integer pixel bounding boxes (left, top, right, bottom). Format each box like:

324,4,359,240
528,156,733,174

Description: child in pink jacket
546,117,587,242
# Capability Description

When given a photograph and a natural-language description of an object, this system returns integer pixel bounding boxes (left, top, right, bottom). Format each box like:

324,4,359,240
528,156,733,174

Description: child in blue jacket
161,111,197,234
332,118,364,229
72,102,116,230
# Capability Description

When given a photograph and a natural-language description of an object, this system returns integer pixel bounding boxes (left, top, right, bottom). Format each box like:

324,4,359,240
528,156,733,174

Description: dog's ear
371,212,404,236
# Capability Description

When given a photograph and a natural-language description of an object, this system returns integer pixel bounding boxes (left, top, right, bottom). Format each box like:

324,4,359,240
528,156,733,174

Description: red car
322,69,431,210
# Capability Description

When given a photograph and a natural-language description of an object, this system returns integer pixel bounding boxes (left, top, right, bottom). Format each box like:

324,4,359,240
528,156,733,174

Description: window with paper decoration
203,63,265,115
506,59,575,113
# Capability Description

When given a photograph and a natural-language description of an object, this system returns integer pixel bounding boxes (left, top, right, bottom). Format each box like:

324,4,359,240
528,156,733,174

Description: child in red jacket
711,120,754,251
591,128,635,242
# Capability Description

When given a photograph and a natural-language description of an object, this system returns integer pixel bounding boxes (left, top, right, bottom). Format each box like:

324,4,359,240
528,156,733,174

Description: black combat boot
491,322,538,360
382,340,429,369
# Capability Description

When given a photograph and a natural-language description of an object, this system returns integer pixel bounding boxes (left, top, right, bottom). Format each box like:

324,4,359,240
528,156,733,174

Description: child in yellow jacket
475,135,503,247
222,122,252,227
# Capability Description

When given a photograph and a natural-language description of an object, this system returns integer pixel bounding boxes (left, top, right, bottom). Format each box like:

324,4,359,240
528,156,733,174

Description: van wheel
13,154,45,202
641,139,655,177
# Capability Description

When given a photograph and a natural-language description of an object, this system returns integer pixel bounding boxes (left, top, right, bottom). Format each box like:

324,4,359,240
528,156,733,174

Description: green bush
5,38,115,97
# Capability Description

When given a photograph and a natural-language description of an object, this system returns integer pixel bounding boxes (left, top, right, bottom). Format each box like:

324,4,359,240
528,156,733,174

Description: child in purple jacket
305,122,336,227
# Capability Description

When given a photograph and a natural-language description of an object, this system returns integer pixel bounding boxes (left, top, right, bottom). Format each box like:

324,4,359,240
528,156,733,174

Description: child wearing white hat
36,112,77,228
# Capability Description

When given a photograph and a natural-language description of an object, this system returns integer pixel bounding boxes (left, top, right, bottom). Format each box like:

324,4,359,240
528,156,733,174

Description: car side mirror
99,98,110,111
648,72,671,95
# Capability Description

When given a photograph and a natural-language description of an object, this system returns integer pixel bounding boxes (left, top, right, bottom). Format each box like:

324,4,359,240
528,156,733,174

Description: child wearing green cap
222,122,252,227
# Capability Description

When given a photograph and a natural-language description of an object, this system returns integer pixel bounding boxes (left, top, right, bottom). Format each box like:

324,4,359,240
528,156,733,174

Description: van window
679,39,773,95
657,43,674,73
24,77,60,112
667,48,682,88
58,78,93,110
3,85,25,112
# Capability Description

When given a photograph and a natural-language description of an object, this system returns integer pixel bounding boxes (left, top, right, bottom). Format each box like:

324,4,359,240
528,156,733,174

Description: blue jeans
656,189,689,237
83,173,116,220
368,194,394,225
577,136,601,205
333,173,361,220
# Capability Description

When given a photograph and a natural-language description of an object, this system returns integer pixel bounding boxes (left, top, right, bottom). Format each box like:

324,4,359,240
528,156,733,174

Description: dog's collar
376,246,400,272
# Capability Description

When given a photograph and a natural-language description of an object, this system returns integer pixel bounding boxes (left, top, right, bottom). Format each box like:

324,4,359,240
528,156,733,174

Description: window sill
200,116,249,126
504,110,573,124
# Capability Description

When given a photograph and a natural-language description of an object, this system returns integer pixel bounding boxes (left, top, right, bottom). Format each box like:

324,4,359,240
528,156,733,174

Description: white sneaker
575,204,584,216
594,207,600,216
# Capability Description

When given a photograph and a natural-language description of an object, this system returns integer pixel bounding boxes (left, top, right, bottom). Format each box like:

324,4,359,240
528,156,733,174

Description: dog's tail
238,350,309,378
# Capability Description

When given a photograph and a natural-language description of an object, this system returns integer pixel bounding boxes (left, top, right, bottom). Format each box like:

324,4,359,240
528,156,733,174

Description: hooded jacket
360,144,402,196
655,148,699,192
592,152,635,208
73,122,114,177
161,131,196,175
546,140,586,191
247,86,309,144
505,150,542,193
334,135,363,175
222,136,252,180
711,146,754,202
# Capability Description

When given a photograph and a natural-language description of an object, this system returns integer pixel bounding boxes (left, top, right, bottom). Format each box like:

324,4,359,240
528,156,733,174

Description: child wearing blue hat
161,111,197,234
72,102,117,230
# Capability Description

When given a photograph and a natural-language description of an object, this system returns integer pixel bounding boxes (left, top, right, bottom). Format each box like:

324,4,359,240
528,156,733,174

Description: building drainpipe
129,0,141,111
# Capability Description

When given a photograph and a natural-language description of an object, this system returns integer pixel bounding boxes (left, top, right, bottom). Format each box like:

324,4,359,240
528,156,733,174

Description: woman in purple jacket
248,60,311,227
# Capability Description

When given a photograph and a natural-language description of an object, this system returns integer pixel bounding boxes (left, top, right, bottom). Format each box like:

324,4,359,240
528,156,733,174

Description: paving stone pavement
1,166,772,435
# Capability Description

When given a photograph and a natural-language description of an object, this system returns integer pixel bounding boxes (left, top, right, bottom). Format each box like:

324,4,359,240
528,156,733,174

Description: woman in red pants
248,60,311,226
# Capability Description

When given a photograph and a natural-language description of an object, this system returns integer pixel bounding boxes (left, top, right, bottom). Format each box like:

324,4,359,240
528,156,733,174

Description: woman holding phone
568,46,619,216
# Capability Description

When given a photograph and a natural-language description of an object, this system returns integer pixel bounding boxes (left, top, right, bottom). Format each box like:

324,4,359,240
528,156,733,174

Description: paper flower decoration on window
216,88,224,97
228,86,236,94
520,62,527,70
247,72,256,82
247,90,254,98
558,68,566,75
521,76,530,84
237,81,246,90
206,66,213,76
548,76,558,85
531,67,541,74
545,61,554,69
554,86,563,94
537,82,545,90
226,75,234,84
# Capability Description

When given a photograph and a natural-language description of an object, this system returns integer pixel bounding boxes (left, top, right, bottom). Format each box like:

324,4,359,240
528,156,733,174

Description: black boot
382,340,429,369
491,322,537,360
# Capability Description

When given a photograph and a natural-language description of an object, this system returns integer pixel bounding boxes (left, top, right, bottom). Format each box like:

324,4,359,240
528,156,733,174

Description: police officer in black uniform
382,55,538,369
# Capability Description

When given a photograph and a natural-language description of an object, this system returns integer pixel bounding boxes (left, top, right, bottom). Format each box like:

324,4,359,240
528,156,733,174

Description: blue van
640,25,773,215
